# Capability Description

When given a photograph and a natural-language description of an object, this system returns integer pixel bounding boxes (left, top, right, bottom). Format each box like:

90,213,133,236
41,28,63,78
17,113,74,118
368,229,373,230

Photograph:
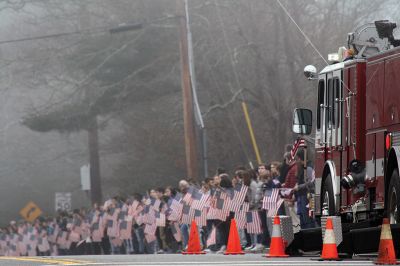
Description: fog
0,0,398,224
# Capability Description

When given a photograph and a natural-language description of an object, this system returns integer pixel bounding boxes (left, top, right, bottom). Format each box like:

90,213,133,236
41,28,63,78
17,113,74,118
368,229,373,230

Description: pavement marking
76,260,374,266
65,261,373,266
0,256,92,265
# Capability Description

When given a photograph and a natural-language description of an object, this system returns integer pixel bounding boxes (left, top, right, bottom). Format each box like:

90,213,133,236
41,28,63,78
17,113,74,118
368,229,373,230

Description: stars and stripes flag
155,212,166,227
144,232,157,244
230,184,248,213
194,209,207,227
290,138,306,160
119,220,132,240
132,204,144,219
170,222,181,242
91,222,103,242
206,225,216,247
144,222,157,236
262,189,280,210
267,198,284,217
181,203,194,225
150,198,161,211
191,189,210,211
56,231,68,248
168,203,183,222
224,187,234,211
206,205,219,220
262,189,284,217
235,202,249,229
142,206,156,225
129,200,140,215
18,235,27,255
118,211,127,222
167,195,183,222
106,209,120,238
215,195,229,221
182,186,195,205
220,191,231,211
246,211,262,234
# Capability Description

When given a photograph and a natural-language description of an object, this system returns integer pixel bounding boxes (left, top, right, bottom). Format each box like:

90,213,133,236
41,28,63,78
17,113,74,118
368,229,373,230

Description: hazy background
0,0,398,224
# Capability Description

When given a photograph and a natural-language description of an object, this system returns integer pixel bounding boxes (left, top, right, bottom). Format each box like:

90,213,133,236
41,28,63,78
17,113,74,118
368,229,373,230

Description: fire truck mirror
292,108,312,135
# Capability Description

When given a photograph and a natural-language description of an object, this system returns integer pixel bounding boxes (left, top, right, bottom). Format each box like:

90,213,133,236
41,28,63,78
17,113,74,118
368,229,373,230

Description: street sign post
20,201,42,222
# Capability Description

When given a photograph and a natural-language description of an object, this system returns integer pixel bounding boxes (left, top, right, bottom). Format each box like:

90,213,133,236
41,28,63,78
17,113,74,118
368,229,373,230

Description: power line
0,26,109,45
0,15,177,45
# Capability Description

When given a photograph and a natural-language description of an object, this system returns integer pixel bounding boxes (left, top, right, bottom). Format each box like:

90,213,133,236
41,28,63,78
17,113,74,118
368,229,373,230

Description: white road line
61,261,373,266
78,261,373,266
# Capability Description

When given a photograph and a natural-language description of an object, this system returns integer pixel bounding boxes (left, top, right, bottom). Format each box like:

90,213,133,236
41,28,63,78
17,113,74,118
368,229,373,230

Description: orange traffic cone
182,220,205,255
266,216,288,257
320,217,339,260
224,219,244,255
375,218,399,265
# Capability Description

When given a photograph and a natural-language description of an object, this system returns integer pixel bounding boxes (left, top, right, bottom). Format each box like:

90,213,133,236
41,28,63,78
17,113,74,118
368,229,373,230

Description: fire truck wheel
321,174,335,216
388,169,400,224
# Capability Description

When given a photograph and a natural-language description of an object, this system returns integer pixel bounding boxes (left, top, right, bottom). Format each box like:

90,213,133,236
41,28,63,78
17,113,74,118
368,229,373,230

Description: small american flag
267,198,284,217
142,206,156,225
119,220,132,240
206,226,216,247
118,211,127,221
56,231,68,247
191,189,210,211
206,205,219,220
129,200,140,215
155,212,166,227
194,209,207,227
230,184,248,213
144,233,157,244
168,199,183,222
215,194,229,221
181,204,194,225
235,202,249,229
262,189,284,217
246,211,262,234
144,222,157,236
107,212,119,237
290,138,306,160
170,222,181,242
182,186,195,205
262,189,280,210
91,222,103,242
150,198,161,211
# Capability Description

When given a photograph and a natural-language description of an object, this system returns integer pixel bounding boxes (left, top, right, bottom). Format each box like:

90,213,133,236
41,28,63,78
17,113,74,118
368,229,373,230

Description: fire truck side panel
384,54,400,126
365,61,385,130
356,62,366,162
343,65,357,164
341,66,352,209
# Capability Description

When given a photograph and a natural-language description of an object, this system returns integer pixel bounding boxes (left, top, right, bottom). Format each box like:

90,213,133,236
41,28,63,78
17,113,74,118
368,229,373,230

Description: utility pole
177,0,199,180
88,116,102,204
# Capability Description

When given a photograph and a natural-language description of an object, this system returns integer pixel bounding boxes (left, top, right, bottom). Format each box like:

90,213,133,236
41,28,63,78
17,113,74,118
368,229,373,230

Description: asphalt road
0,254,380,266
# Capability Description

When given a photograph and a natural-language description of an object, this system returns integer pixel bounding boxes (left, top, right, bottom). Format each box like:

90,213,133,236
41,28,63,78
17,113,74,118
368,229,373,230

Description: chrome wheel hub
390,187,398,224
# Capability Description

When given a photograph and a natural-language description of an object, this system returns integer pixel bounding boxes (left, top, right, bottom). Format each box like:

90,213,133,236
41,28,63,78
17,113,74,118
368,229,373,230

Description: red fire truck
291,20,400,255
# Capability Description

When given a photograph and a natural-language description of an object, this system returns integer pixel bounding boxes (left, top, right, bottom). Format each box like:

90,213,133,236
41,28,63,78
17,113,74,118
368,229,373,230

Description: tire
321,174,335,216
388,169,400,224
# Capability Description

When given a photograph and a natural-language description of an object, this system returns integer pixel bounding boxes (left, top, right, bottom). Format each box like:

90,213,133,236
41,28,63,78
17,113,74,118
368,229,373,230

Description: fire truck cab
291,20,400,255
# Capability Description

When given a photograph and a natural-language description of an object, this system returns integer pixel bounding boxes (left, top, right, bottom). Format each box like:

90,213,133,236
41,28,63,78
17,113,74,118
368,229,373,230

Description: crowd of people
0,147,316,256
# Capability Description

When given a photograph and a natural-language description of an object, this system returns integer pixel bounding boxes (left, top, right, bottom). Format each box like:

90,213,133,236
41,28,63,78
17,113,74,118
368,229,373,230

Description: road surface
0,254,379,266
